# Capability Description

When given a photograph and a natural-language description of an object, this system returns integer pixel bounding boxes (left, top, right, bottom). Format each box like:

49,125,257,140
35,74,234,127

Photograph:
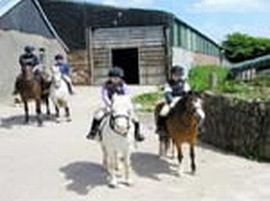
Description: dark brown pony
17,65,50,126
155,91,204,175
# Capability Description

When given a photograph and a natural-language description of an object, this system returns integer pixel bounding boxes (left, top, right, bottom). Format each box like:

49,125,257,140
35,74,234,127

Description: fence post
209,72,218,91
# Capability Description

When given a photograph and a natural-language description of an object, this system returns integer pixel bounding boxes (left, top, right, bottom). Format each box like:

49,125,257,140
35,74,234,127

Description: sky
79,0,270,43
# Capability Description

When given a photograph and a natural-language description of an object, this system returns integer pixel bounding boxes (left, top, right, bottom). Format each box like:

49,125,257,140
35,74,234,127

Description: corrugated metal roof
0,0,22,17
0,0,68,51
231,54,270,72
39,0,220,50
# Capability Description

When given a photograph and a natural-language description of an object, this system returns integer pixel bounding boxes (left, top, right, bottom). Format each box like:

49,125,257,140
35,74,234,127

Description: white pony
50,65,71,122
100,94,135,188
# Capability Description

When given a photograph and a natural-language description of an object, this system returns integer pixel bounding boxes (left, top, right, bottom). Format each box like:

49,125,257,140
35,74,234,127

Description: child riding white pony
101,94,135,187
50,65,71,122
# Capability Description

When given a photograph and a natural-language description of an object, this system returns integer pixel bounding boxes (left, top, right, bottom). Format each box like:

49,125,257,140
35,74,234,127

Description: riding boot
86,119,101,140
134,122,145,142
13,76,21,95
67,82,74,95
156,116,166,134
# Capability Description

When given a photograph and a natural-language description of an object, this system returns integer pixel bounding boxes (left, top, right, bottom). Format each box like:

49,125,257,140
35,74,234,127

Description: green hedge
189,65,229,92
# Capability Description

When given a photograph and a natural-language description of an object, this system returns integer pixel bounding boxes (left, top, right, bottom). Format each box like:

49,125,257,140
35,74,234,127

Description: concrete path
0,87,269,201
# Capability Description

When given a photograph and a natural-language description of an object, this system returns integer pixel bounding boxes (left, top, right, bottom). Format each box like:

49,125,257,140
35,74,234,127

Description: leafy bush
189,65,229,92
251,74,270,87
134,66,270,113
133,92,162,112
219,81,251,94
222,32,270,63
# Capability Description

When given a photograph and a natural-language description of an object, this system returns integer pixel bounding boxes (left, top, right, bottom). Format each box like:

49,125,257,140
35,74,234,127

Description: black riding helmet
171,65,184,76
108,67,124,78
55,54,64,60
24,46,35,53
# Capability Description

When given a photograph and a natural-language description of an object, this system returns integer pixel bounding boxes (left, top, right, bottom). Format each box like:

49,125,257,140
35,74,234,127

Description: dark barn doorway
112,48,139,84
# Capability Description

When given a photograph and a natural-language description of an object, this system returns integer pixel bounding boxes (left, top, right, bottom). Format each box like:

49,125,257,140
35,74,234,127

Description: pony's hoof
108,180,118,188
37,120,43,127
177,168,184,177
66,118,72,122
55,119,61,124
190,170,196,176
123,179,133,187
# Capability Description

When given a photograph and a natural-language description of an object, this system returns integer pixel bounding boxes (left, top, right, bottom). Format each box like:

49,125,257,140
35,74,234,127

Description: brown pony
155,91,204,175
17,65,50,126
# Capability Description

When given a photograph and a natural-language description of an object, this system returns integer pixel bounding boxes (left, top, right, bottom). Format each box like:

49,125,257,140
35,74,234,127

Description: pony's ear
188,90,201,97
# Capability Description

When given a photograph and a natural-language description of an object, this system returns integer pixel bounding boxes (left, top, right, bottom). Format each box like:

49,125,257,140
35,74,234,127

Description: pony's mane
171,91,201,116
172,93,189,115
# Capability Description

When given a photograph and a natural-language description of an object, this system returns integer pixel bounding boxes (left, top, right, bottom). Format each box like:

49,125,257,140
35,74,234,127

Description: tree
222,33,270,63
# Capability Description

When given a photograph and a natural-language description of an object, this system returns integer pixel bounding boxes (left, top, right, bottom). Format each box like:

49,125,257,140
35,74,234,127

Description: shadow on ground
0,114,56,129
59,161,107,195
131,152,175,181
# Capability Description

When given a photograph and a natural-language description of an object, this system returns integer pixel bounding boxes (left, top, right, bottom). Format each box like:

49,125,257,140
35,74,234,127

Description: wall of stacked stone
201,93,270,160
68,50,91,85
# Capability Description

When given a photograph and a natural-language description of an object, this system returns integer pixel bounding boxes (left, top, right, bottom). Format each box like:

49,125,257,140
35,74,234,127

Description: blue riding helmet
55,54,64,60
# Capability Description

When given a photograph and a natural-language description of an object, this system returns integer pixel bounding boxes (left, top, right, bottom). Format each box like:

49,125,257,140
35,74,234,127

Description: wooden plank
140,51,165,57
140,61,165,66
140,46,165,52
93,26,164,40
94,30,163,38
93,41,164,49
94,41,164,48
140,67,165,75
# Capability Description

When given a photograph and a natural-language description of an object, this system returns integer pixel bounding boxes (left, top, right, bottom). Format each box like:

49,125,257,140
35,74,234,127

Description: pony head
51,65,62,88
185,91,205,121
110,94,133,136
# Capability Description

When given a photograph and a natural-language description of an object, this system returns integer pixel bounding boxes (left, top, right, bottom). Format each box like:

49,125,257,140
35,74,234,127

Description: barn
0,0,66,100
39,0,221,85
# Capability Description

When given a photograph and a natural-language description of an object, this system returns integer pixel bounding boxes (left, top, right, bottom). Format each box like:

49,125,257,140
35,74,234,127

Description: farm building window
173,23,179,46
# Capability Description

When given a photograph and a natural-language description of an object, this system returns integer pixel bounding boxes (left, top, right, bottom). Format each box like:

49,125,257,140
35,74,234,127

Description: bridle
186,96,204,122
109,113,131,137
51,71,62,89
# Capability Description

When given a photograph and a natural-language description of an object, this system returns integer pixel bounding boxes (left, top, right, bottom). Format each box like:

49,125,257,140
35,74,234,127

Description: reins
109,114,131,136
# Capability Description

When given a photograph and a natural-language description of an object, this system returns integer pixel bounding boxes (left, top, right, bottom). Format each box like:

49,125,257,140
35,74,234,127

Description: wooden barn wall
91,26,166,85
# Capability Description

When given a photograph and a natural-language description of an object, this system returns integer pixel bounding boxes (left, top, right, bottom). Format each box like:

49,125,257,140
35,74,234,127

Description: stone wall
67,50,91,85
201,93,270,160
0,30,65,101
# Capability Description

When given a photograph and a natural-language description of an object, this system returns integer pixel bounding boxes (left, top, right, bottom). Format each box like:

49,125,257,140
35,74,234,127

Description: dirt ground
0,87,269,201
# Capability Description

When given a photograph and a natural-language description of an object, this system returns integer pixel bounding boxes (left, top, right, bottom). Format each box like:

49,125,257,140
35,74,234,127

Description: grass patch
133,91,162,112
